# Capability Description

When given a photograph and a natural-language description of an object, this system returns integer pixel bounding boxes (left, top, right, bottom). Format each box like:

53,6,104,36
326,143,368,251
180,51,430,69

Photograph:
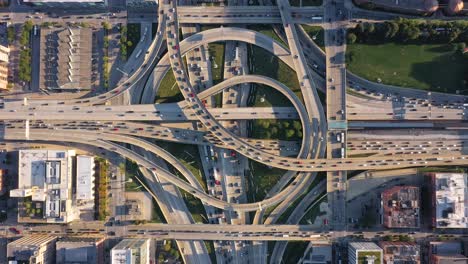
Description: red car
214,180,221,185
9,227,20,234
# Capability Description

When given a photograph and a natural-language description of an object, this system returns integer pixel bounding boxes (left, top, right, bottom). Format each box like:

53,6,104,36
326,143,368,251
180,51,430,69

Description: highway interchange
1,0,467,263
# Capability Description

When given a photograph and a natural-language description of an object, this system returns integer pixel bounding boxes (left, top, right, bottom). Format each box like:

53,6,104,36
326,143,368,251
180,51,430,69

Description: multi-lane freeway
1,0,467,263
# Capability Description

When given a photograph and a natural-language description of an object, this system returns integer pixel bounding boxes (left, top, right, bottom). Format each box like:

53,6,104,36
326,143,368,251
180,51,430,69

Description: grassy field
282,242,309,263
347,43,468,93
247,160,286,203
248,84,292,107
156,141,207,191
248,42,303,105
248,25,288,48
290,0,322,6
155,141,208,223
301,25,324,50
299,194,327,224
208,42,225,85
155,69,184,103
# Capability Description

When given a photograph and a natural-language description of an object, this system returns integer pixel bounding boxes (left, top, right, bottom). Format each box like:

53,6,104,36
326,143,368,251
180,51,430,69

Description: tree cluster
254,119,303,140
347,18,468,48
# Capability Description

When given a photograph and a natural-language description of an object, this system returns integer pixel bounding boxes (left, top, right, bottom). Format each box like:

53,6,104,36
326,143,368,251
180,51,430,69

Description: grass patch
358,251,382,264
248,25,287,48
290,0,322,6
155,141,207,191
348,153,377,158
205,241,216,263
247,160,286,203
181,190,207,223
247,39,303,105
282,242,309,263
248,84,293,107
302,25,324,50
155,69,184,103
299,194,327,224
347,43,468,93
208,42,225,85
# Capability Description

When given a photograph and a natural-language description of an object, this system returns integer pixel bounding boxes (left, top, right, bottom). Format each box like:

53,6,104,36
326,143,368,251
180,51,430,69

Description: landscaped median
346,19,468,93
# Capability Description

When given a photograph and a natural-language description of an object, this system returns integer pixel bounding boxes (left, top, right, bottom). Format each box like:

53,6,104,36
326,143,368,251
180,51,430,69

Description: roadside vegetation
155,69,183,103
282,242,309,263
208,42,225,84
302,25,325,50
19,21,33,83
96,157,109,221
247,160,286,203
125,24,141,59
346,19,468,93
102,22,111,89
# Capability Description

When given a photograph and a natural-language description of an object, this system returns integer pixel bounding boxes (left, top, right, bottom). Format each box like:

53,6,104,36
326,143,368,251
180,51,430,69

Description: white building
76,156,95,201
10,149,78,223
348,242,383,264
433,173,468,228
111,239,151,264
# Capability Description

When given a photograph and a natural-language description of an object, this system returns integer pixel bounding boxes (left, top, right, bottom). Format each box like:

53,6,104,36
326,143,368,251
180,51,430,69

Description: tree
292,120,302,130
387,22,399,38
102,21,111,31
127,40,133,47
285,129,295,139
347,32,357,44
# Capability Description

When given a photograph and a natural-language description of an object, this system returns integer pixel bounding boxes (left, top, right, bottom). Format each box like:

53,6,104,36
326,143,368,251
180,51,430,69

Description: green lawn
347,43,468,93
208,42,225,85
301,25,324,50
155,141,207,191
299,194,327,224
155,69,184,103
282,242,309,263
358,251,382,264
248,25,288,48
290,0,322,6
248,43,303,105
247,160,286,203
155,141,208,223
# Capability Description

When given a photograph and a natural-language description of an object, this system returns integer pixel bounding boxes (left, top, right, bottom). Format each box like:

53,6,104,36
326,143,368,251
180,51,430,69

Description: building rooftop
39,27,92,91
76,156,95,200
301,242,332,264
10,149,77,223
381,186,420,228
434,173,468,228
429,241,468,264
379,241,420,264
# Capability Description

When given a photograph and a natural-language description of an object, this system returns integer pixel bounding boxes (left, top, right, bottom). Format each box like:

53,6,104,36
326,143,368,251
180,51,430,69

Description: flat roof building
111,239,151,264
7,235,57,264
10,149,78,223
39,27,92,92
299,242,332,264
431,173,468,228
56,237,105,264
76,156,95,201
0,45,9,90
381,186,420,228
429,241,468,264
348,242,383,264
379,241,421,264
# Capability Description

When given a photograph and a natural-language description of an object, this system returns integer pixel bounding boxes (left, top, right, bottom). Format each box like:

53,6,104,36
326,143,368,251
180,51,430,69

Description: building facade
0,45,9,90
381,186,420,228
111,239,151,264
10,149,78,223
431,173,468,228
56,237,105,264
379,241,421,264
7,235,57,264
